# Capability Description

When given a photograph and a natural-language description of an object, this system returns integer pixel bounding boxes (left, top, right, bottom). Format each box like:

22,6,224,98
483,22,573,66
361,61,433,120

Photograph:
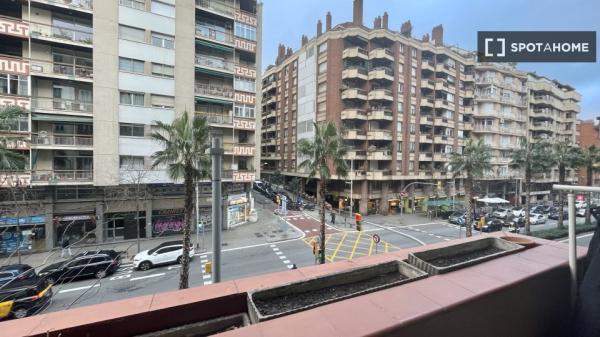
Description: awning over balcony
196,40,234,53
31,114,92,123
194,97,234,105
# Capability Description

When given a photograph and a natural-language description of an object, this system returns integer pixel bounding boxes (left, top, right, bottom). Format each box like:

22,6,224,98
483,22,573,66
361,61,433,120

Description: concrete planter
136,313,250,337
247,260,427,323
408,237,525,275
499,236,538,249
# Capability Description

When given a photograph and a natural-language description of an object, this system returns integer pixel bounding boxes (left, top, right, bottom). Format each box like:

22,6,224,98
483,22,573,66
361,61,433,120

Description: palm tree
298,122,348,264
552,141,582,228
579,145,600,224
0,105,27,171
151,113,209,289
510,139,555,235
448,139,492,237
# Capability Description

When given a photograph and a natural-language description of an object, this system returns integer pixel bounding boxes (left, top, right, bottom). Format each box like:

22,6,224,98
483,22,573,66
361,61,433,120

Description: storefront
104,212,146,241
0,215,47,255
388,199,401,214
227,194,248,229
152,209,185,237
54,214,97,246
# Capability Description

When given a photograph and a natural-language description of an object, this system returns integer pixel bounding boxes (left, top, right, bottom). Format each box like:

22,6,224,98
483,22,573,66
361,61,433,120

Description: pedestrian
331,212,336,225
292,264,297,269
61,238,71,258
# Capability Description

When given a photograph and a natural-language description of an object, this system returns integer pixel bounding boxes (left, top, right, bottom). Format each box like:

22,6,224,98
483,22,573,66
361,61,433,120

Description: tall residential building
577,117,600,186
0,0,261,254
260,0,581,215
262,0,476,215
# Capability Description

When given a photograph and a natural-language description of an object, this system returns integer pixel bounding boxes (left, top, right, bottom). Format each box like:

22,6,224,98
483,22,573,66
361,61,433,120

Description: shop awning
196,67,233,78
32,113,92,123
475,197,510,204
426,199,463,207
196,40,234,53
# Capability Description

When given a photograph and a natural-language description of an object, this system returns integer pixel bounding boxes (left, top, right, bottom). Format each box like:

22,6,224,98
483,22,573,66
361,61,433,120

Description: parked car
448,211,466,225
577,208,586,217
549,210,568,220
38,250,122,284
0,267,52,320
133,241,194,271
530,205,546,214
529,213,547,225
512,207,525,217
480,219,504,232
508,216,525,228
576,201,588,210
492,208,510,219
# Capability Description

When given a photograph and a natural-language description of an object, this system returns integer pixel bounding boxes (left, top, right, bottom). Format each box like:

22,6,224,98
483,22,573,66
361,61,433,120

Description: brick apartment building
577,117,600,185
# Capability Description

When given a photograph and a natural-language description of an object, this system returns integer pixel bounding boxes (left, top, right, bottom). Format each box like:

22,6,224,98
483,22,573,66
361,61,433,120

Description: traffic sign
372,234,381,244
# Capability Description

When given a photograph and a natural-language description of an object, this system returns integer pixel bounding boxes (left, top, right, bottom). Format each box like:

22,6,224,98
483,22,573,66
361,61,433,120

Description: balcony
367,150,392,160
435,63,456,75
31,134,93,149
262,138,277,146
420,97,434,108
31,97,92,115
32,0,93,12
0,16,29,39
341,88,368,101
341,108,367,120
196,112,233,126
195,24,234,46
344,149,367,160
263,110,276,119
367,109,393,121
421,60,434,71
419,116,433,125
263,81,276,92
263,95,276,105
531,122,556,132
436,100,452,110
262,152,281,160
29,22,93,48
421,79,435,91
433,117,451,127
434,79,450,91
262,123,277,132
367,129,393,141
31,170,93,185
368,68,394,82
434,135,453,145
367,170,391,180
369,48,394,62
346,170,366,180
342,46,368,60
368,88,393,102
195,0,235,18
419,134,433,143
223,143,256,156
195,54,234,73
433,152,450,161
343,129,367,140
342,67,368,81
30,58,93,82
194,84,234,101
419,152,433,161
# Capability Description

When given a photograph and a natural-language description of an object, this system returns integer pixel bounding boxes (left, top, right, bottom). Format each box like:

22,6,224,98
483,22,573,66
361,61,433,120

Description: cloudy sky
261,0,599,120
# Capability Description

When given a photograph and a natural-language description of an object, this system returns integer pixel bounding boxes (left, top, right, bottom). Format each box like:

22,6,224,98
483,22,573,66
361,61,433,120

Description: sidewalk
0,207,303,270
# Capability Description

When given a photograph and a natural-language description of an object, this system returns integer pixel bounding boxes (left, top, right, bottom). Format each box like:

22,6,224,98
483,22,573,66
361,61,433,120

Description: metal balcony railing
194,84,234,99
195,54,234,72
29,21,93,45
40,0,93,10
31,134,93,147
195,24,234,44
196,112,233,125
31,97,93,114
31,170,93,182
30,59,93,80
195,0,235,17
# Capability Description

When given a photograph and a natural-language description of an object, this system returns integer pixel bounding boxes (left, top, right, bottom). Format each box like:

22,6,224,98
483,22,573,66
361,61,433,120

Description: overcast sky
261,0,599,120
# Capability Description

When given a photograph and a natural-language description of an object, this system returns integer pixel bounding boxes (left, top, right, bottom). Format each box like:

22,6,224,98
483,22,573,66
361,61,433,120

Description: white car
576,202,588,210
529,213,547,225
133,241,195,271
512,207,525,217
576,208,586,217
492,208,510,219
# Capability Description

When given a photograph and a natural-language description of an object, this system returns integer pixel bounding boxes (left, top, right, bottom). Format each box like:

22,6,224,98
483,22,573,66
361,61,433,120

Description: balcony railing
31,170,93,183
196,112,233,125
31,97,93,114
195,24,234,44
195,0,234,17
195,84,234,99
31,134,93,147
195,54,234,72
37,0,93,11
29,22,93,46
30,59,93,80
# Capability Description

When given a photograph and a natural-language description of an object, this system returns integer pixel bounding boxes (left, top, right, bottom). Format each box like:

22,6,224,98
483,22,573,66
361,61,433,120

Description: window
120,156,144,169
397,103,404,113
317,102,326,113
318,62,327,74
410,142,415,152
446,93,454,101
411,66,416,78
411,85,416,97
234,104,255,118
399,44,404,54
0,74,28,96
307,46,315,58
151,63,174,78
410,123,415,134
447,59,456,69
151,1,175,17
411,49,417,58
410,105,416,115
119,57,144,73
152,32,175,49
150,94,174,108
119,91,144,106
120,0,145,10
398,83,404,93
459,64,465,73
318,82,326,94
234,77,256,93
397,122,402,133
409,161,414,170
119,25,145,43
447,75,455,84
119,123,145,137
234,22,256,41
318,42,328,54
458,97,464,106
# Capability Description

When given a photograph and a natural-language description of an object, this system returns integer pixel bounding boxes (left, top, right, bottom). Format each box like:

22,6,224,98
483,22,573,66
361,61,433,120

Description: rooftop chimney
422,33,430,42
353,0,363,26
276,44,285,65
326,12,332,31
432,24,443,46
317,20,323,37
400,20,412,37
373,16,381,29
382,12,389,29
286,47,293,58
301,35,308,46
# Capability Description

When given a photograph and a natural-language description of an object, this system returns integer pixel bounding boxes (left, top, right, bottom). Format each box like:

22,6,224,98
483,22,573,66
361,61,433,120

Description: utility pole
195,179,200,249
210,131,223,283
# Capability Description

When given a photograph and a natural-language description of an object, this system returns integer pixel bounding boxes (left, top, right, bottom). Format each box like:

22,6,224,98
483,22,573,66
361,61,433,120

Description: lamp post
210,131,223,283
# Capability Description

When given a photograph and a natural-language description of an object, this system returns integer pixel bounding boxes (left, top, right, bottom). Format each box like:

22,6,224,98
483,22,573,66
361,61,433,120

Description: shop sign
57,215,94,222
0,215,46,226
153,209,184,216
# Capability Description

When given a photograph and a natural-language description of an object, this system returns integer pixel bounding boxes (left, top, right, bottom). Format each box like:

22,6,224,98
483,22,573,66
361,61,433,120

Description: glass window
411,49,417,58
411,66,416,78
318,82,326,94
119,91,145,106
120,156,144,169
151,32,175,49
0,74,28,96
234,77,255,93
318,42,328,54
318,62,327,74
151,1,175,17
150,94,174,108
119,25,145,42
119,57,145,73
234,104,255,118
119,123,145,137
120,0,145,10
151,63,174,78
234,22,256,41
410,105,416,115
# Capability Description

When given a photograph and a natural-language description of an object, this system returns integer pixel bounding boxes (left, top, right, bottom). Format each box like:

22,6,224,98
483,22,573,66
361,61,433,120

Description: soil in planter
427,246,504,268
254,272,407,316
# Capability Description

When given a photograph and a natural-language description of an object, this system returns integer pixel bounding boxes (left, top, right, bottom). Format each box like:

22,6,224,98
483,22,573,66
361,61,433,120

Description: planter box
248,260,427,323
408,237,525,275
136,313,250,337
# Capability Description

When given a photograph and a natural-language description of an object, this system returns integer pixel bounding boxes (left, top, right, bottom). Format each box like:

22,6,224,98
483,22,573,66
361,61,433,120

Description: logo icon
484,38,505,57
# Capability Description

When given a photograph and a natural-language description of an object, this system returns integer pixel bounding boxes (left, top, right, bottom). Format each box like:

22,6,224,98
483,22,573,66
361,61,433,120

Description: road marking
279,255,286,259
312,229,318,232
270,244,276,248
272,247,279,251
283,260,290,264
204,280,213,285
120,263,133,267
203,274,211,280
444,238,451,241
130,273,165,281
365,221,427,246
349,231,363,260
58,284,100,294
287,264,294,269
369,236,374,255
559,233,594,243
167,265,181,270
330,231,348,262
275,251,283,255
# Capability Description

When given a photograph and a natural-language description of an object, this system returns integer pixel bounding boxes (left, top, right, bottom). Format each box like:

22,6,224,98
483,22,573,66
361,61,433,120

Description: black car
39,250,122,284
549,210,568,220
480,219,504,232
0,265,52,320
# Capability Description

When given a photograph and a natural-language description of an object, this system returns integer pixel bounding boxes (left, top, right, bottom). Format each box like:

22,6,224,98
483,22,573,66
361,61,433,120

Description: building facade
260,0,580,215
0,0,261,254
577,117,600,186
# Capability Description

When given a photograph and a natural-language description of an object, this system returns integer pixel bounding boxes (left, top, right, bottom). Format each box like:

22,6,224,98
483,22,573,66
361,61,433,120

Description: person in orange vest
355,212,362,231
310,239,320,264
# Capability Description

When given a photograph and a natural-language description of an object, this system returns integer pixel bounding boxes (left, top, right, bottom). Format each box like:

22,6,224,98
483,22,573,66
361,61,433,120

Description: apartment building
577,118,600,186
261,0,475,215
0,0,261,254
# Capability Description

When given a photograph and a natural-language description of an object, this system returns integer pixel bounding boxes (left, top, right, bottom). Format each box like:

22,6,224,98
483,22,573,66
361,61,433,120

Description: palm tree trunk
586,165,593,224
557,164,565,229
524,169,531,235
179,163,194,289
319,180,326,264
557,192,565,229
465,177,473,237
